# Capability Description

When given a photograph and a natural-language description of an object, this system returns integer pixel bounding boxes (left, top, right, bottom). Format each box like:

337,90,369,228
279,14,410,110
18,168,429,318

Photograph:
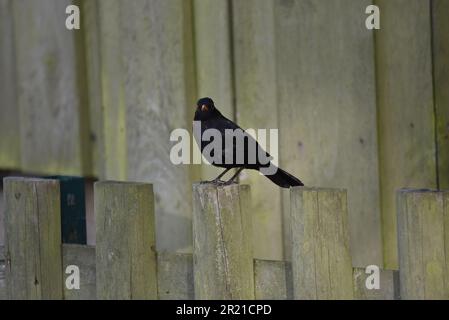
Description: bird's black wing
215,114,273,168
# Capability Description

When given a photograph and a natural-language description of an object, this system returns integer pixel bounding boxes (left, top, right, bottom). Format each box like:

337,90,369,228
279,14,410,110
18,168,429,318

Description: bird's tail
263,166,304,188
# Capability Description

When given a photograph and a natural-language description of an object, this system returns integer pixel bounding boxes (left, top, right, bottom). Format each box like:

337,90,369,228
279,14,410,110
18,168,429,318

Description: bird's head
195,97,217,120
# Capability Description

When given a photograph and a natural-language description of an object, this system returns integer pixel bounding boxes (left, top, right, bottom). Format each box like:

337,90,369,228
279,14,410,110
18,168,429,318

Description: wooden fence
1,177,448,300
0,0,448,273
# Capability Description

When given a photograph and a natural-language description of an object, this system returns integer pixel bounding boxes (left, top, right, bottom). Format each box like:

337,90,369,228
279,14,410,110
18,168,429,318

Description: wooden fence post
157,252,194,300
290,187,353,299
3,177,63,299
0,246,6,300
254,259,293,300
397,189,449,299
192,183,254,299
95,181,157,299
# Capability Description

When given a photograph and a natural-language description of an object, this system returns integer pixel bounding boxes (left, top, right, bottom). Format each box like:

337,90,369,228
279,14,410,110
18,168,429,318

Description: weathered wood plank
121,0,196,254
238,185,255,295
62,244,96,300
72,0,93,177
194,0,235,182
445,191,449,299
275,0,382,267
13,0,91,175
1,188,4,300
157,251,194,300
397,189,449,299
0,0,20,170
193,183,254,299
3,177,62,299
0,186,4,248
290,187,353,299
95,181,157,300
85,180,95,245
232,0,283,261
432,0,449,190
98,0,196,253
353,267,399,300
0,246,5,300
254,259,293,300
81,0,104,178
375,0,436,269
97,0,127,180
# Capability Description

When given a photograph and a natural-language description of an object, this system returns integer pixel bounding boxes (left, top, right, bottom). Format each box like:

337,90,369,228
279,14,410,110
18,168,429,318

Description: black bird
194,97,304,188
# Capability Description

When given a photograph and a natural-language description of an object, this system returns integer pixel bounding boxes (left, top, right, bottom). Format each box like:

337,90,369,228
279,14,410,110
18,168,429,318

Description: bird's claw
222,179,238,186
200,179,226,185
200,179,237,186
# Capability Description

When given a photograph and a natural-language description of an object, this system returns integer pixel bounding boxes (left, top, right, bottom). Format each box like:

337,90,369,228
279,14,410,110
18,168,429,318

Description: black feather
264,167,304,188
194,97,304,188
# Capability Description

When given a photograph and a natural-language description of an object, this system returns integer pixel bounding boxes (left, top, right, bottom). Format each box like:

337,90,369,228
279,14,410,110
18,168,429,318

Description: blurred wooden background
0,0,448,270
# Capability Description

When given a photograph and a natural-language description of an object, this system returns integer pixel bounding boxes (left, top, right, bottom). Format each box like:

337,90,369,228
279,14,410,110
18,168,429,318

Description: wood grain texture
120,0,196,253
13,0,91,175
254,259,293,300
238,184,255,295
397,189,449,299
85,180,95,245
0,246,5,300
95,181,157,300
0,0,20,170
446,190,449,300
0,187,4,248
375,0,436,269
62,244,96,300
97,0,127,180
193,183,254,299
432,0,449,190
97,0,196,253
275,0,382,267
157,251,194,300
232,0,284,261
290,187,353,299
352,268,399,300
194,0,235,181
3,178,62,299
81,0,104,178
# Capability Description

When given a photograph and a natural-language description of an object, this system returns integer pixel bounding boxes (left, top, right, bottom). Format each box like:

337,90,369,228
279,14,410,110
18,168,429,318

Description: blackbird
194,97,304,188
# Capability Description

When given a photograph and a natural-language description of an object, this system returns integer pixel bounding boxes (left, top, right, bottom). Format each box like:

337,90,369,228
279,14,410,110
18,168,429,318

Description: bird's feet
222,178,238,186
200,178,237,186
200,179,227,185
